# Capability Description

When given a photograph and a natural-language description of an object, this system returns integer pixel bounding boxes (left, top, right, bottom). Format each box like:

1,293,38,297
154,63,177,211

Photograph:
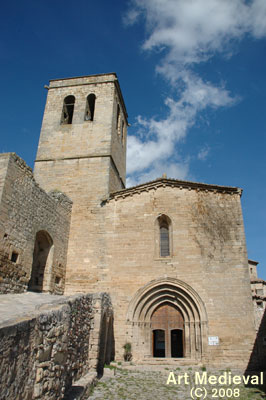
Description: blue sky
1,0,265,278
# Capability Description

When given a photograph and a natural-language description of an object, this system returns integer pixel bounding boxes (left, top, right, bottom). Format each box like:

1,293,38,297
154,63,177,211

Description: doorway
151,303,184,358
153,329,165,357
171,329,183,357
28,231,53,292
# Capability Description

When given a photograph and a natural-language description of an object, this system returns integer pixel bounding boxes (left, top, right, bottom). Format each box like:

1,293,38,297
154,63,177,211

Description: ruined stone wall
0,153,72,294
0,292,113,400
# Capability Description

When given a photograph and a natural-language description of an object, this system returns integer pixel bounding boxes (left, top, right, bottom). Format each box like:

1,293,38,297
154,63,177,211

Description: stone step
64,371,97,400
139,358,202,366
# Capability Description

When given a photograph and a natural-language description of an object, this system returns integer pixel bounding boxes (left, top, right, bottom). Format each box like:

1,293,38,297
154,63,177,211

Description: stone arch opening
84,93,96,121
61,95,75,124
126,278,208,361
28,230,54,292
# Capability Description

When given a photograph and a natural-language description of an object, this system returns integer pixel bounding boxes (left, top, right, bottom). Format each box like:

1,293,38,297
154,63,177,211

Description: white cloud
124,0,266,187
128,0,266,70
122,8,141,26
126,160,190,187
127,73,235,177
197,146,210,161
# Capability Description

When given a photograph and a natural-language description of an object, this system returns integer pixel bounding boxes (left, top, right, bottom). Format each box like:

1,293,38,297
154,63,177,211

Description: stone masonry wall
34,74,127,186
33,75,127,295
0,292,113,400
85,182,256,368
0,153,72,294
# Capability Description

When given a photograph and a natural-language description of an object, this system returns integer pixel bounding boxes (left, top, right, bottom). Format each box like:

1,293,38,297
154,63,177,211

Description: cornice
107,177,242,202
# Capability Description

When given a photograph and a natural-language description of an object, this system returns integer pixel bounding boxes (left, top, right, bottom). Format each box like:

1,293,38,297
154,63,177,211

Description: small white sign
208,336,219,346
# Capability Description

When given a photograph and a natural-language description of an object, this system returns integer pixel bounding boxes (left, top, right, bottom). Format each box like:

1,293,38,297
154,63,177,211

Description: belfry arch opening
61,95,75,124
28,231,54,292
126,278,208,362
84,93,96,121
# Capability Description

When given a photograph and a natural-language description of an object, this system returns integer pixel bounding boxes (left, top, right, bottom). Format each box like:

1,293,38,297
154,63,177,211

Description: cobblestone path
89,365,266,400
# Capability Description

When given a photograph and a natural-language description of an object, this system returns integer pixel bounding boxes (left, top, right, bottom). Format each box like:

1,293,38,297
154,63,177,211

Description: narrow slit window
55,276,61,285
121,120,124,142
116,104,120,131
157,214,171,258
257,301,263,309
61,95,75,124
11,251,18,263
84,94,96,121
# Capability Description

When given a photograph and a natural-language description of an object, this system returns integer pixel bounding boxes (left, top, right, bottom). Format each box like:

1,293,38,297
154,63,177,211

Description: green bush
123,342,132,361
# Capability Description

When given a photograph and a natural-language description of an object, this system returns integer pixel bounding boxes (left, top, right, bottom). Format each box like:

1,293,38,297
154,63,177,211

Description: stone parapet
0,292,113,400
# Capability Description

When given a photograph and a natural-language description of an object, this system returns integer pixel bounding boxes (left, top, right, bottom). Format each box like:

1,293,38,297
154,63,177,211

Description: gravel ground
88,365,266,400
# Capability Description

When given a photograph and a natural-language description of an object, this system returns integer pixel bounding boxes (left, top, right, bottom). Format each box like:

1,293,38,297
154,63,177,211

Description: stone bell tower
34,73,128,293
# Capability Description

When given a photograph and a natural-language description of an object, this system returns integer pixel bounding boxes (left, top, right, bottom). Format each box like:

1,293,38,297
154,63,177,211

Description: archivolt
127,277,208,325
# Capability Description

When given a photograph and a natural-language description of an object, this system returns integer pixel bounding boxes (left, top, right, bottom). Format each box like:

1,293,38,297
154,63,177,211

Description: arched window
84,93,96,121
158,215,171,257
61,95,75,124
160,225,170,257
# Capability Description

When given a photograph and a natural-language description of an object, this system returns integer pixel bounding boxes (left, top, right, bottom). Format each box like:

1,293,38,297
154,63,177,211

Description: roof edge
49,72,117,82
107,177,242,201
248,259,259,265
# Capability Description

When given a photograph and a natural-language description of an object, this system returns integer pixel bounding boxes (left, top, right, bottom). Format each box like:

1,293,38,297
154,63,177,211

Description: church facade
0,73,262,368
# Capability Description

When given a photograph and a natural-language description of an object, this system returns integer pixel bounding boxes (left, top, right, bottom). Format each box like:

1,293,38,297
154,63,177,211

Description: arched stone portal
28,231,54,292
126,278,208,361
151,303,184,358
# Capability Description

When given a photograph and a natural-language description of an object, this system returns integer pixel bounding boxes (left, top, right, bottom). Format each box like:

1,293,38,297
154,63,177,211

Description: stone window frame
257,301,264,309
154,214,173,259
115,98,126,145
121,119,125,145
9,249,19,264
116,103,120,132
84,93,96,122
60,95,75,125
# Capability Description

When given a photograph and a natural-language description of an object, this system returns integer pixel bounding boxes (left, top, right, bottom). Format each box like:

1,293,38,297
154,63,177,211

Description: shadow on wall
245,307,266,393
28,230,54,293
97,313,115,377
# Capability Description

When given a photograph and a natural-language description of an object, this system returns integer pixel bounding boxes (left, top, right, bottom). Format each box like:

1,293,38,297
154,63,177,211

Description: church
0,73,263,368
